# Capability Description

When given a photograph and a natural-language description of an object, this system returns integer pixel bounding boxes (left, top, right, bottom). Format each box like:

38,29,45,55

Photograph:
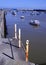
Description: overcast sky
0,0,46,9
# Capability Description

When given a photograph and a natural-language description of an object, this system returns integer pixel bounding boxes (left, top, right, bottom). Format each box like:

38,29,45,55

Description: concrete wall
0,11,5,38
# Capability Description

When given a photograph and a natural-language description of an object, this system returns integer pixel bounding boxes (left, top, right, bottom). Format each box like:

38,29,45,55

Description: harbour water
5,10,46,64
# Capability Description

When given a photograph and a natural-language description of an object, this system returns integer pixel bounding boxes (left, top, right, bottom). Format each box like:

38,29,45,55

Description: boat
20,16,25,19
12,11,16,15
29,20,40,26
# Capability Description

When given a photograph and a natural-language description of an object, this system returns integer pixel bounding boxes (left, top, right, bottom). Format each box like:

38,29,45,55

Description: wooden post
15,24,17,39
25,40,29,62
18,28,21,47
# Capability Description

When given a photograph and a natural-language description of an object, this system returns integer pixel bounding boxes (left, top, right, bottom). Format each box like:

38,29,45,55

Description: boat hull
29,22,39,26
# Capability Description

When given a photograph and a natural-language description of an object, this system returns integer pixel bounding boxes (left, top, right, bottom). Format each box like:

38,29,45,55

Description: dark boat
12,11,16,15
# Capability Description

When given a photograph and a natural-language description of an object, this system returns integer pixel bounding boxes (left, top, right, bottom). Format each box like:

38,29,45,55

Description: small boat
29,20,40,26
20,16,25,19
12,11,16,15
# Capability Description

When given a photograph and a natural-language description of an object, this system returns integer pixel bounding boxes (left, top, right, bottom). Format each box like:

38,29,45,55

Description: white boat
20,16,25,19
29,20,40,26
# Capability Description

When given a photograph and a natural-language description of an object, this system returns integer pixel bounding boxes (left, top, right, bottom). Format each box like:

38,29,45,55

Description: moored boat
12,11,16,15
29,20,40,26
20,16,25,19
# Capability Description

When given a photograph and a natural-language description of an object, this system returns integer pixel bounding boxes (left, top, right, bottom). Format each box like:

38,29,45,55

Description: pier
0,38,35,65
0,33,35,65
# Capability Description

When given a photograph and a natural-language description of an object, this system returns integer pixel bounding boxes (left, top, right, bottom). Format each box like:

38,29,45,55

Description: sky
0,0,46,9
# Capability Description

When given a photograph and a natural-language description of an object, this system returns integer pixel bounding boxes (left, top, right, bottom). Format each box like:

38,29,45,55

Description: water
6,10,46,64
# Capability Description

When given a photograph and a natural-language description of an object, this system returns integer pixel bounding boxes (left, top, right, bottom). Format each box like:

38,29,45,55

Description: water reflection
31,25,40,29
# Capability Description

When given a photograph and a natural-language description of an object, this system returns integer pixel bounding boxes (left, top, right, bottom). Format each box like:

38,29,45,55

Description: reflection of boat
29,20,40,26
20,16,25,19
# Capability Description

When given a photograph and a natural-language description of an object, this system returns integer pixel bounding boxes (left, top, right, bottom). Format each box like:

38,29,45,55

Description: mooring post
15,24,17,39
25,40,29,62
18,28,21,48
